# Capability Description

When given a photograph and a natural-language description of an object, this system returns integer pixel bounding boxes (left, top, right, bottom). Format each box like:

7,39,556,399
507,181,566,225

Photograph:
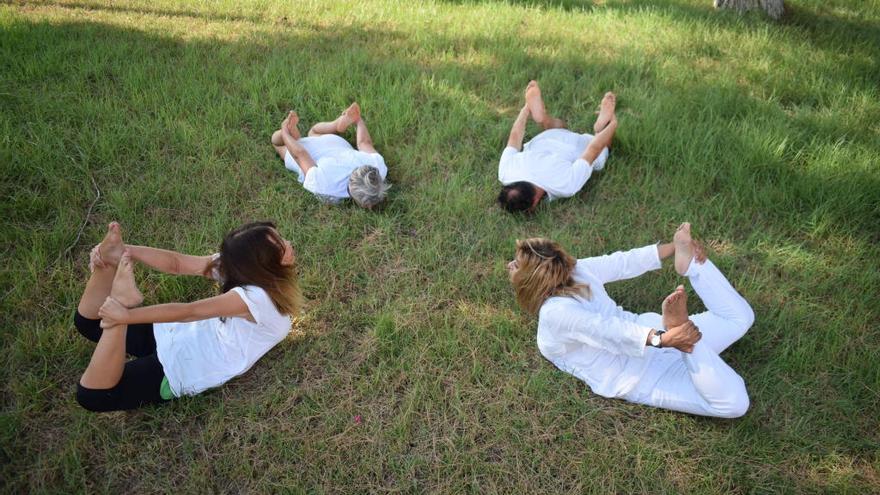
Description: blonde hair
510,238,590,314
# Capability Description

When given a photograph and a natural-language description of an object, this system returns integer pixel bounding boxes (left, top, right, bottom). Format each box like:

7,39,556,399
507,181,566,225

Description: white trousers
624,259,755,418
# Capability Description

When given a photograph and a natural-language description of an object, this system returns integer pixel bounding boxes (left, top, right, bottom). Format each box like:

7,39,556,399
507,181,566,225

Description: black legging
74,312,170,412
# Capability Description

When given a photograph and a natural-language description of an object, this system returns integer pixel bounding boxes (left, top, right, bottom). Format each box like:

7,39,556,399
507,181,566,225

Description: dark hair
497,181,537,213
206,221,303,316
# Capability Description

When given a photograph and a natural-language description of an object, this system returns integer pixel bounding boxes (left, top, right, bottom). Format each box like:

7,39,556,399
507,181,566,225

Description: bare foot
110,250,143,308
285,111,301,139
662,284,688,329
674,222,695,275
593,92,616,133
525,80,547,125
336,103,361,132
98,222,124,267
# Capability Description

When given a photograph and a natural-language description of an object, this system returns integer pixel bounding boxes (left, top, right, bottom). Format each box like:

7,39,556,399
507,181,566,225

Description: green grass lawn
2,0,878,492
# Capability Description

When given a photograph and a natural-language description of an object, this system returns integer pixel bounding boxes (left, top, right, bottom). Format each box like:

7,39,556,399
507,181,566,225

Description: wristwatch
650,329,665,348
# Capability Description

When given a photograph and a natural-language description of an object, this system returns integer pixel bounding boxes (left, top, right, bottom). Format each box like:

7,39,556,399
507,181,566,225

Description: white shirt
498,129,598,200
153,286,292,397
536,244,663,398
285,134,387,204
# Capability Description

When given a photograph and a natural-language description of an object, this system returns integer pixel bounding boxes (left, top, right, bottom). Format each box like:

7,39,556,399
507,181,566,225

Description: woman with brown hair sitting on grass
73,221,303,412
507,223,754,418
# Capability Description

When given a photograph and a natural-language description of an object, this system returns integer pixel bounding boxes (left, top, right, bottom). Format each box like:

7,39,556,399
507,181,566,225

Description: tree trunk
714,0,784,20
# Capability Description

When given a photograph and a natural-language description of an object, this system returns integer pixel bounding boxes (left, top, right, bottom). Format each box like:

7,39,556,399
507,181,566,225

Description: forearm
657,242,674,261
125,303,203,324
127,245,183,274
127,245,211,277
356,119,373,149
506,107,529,150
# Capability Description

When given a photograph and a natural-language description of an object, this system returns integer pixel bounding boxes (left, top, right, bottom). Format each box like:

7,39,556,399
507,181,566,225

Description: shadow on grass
2,10,879,493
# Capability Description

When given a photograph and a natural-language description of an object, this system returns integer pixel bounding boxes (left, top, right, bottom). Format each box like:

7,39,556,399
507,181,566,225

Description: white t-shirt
284,134,387,204
497,128,608,200
153,285,292,397
536,244,663,398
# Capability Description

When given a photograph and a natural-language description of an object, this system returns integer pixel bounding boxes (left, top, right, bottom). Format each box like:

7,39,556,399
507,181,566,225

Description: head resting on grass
208,221,304,316
498,181,537,213
349,166,390,209
507,238,590,314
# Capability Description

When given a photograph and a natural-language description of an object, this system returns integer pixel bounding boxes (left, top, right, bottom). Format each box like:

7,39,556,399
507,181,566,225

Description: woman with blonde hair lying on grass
507,223,754,418
272,103,390,208
74,221,303,412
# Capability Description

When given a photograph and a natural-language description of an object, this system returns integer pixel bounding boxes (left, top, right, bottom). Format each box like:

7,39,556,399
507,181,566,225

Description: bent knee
713,381,750,418
728,301,755,338
76,383,115,413
720,394,750,418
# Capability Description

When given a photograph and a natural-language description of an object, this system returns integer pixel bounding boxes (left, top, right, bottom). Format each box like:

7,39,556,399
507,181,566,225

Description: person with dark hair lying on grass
507,223,754,418
498,81,618,213
74,221,303,412
271,103,390,208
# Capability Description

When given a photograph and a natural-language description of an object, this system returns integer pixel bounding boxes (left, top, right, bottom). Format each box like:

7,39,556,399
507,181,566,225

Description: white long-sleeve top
536,244,663,398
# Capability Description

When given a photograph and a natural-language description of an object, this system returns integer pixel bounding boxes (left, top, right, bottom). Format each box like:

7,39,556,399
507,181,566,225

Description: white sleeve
231,286,268,326
541,303,652,357
367,153,388,179
302,166,324,195
498,146,519,181
577,244,662,284
550,159,593,198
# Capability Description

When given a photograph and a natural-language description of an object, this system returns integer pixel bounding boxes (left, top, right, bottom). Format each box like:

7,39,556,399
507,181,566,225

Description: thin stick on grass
51,174,101,269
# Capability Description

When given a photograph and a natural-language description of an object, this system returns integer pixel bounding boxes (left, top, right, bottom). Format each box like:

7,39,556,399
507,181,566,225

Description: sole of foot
337,102,361,132
111,251,143,308
98,222,124,266
674,222,694,276
594,91,616,131
525,80,547,125
286,111,300,138
662,284,688,329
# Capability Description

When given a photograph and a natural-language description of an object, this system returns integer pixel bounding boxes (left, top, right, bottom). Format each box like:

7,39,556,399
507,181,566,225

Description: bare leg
355,118,377,154
79,252,143,389
308,102,360,137
272,112,300,158
525,81,566,130
661,285,688,329
282,112,317,170
77,223,125,319
579,113,617,165
593,92,616,134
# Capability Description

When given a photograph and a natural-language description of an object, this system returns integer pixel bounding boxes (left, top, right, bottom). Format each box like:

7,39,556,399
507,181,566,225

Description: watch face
651,335,661,347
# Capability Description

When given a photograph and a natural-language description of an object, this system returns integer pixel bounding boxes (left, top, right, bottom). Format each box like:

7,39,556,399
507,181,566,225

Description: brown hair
206,221,304,317
510,238,590,314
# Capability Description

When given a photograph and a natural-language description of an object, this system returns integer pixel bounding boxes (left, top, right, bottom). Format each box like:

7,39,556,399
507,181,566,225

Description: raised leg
77,223,124,319
593,92,616,134
79,252,143,390
578,113,617,167
525,81,566,130
675,223,755,353
273,112,300,159
281,112,317,173
308,102,360,137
